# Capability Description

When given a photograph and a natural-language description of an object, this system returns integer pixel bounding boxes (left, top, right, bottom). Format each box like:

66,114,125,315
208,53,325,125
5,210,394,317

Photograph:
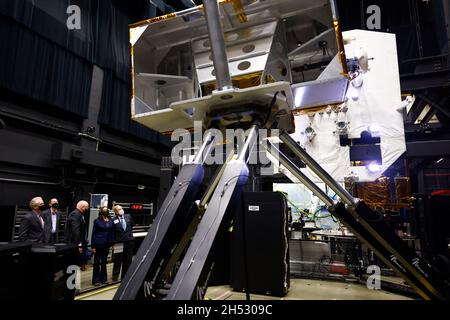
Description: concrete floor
77,278,412,300
76,284,119,300
205,279,411,300
79,262,117,291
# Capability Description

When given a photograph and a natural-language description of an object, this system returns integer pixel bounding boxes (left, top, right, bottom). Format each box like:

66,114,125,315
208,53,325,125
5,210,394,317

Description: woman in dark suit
91,207,114,285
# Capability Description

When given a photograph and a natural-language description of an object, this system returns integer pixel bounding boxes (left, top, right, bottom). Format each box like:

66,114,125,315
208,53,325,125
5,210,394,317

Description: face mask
38,205,46,211
51,203,59,209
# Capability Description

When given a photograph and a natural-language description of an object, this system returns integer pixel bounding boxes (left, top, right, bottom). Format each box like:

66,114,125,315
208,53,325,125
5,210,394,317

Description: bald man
64,201,89,251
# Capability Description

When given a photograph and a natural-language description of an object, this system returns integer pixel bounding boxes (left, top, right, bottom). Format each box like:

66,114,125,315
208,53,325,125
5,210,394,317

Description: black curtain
0,0,178,144
0,0,135,83
0,0,163,136
0,15,92,117
99,69,171,146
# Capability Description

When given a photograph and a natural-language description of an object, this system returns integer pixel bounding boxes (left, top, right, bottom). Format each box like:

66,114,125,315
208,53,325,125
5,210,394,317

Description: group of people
18,197,134,286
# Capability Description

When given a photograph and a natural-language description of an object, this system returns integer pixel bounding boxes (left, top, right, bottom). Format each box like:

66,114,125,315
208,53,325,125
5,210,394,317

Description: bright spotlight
351,89,360,101
367,162,382,173
368,124,380,135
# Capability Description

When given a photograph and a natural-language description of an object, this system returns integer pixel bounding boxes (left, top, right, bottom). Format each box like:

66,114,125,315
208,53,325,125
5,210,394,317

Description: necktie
120,217,126,231
38,215,44,228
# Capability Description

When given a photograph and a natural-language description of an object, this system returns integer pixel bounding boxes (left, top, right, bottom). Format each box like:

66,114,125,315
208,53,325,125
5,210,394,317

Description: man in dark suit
65,200,89,269
18,197,46,242
112,205,134,282
43,198,62,243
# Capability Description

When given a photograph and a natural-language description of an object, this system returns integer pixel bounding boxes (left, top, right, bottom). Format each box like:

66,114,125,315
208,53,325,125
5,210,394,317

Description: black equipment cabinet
416,194,450,258
231,192,290,297
0,242,31,300
28,243,78,300
208,225,232,286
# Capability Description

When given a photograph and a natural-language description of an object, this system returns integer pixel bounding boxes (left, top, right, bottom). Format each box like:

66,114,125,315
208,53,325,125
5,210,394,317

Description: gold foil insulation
348,176,413,209
355,177,391,207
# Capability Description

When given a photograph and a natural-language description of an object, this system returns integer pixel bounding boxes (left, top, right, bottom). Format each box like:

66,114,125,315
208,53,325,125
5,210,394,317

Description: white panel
191,21,278,54
344,30,406,181
132,104,194,133
194,36,274,68
130,26,148,46
288,30,406,183
196,55,269,84
171,81,294,121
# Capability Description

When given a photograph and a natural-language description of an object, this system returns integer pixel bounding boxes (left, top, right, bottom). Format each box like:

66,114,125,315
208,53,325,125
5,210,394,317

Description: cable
277,191,309,219
263,91,279,127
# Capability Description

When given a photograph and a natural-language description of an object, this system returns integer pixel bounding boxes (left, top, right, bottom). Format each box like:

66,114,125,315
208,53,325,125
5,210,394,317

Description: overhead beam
52,142,161,177
421,108,437,124
406,97,427,125
416,94,450,119
406,140,450,158
401,70,449,91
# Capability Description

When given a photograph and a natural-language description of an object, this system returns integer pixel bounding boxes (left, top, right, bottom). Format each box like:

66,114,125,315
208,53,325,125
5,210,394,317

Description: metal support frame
329,0,349,77
445,0,450,60
406,139,450,158
416,94,450,119
81,66,104,151
265,141,333,207
114,134,215,300
167,126,258,300
159,150,235,282
116,124,450,300
406,98,427,125
280,132,355,206
275,131,450,300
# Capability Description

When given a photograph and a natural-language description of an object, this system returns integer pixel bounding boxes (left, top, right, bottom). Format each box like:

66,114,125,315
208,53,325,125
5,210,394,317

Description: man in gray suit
18,197,46,242
43,198,61,243
112,205,135,281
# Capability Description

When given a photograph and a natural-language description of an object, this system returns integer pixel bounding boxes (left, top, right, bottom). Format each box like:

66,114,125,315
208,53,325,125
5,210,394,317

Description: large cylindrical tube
280,132,356,206
203,0,233,90
266,141,334,207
